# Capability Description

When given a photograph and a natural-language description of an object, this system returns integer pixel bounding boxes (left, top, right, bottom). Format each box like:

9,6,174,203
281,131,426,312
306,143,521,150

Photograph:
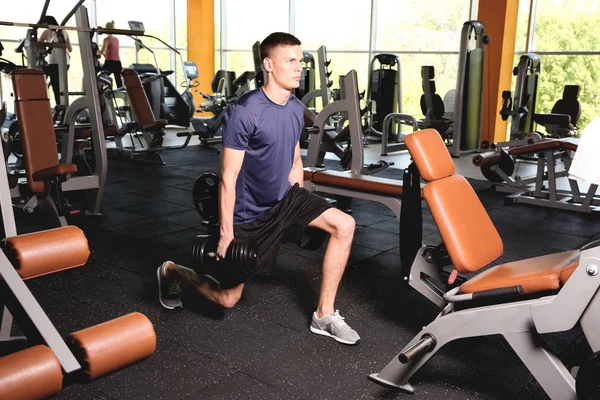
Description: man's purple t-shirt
222,88,304,224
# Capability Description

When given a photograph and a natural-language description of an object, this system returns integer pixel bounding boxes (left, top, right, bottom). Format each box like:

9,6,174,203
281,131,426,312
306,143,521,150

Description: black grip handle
471,285,524,301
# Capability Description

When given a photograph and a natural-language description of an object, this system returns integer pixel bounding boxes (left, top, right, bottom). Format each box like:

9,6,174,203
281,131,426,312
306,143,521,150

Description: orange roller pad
68,312,157,380
0,345,63,400
4,226,90,280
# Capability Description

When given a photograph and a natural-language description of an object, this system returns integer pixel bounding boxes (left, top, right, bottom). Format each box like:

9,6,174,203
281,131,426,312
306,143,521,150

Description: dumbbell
190,235,257,289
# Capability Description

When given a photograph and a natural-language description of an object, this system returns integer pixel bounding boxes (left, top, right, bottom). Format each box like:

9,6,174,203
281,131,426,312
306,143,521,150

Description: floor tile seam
362,222,399,234
178,373,243,400
81,386,120,400
227,369,304,399
117,197,195,212
352,242,399,253
102,220,190,237
351,243,395,255
36,286,114,316
94,216,154,229
92,216,153,229
535,214,598,233
163,183,194,190
236,304,311,336
548,213,600,226
347,251,386,267
516,225,595,240
163,336,245,376
148,197,196,210
102,197,157,207
103,186,150,195
428,377,503,399
108,189,188,198
95,263,158,281
350,207,397,218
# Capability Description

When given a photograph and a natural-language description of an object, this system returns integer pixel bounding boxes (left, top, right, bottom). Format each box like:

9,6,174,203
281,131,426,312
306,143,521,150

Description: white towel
569,116,600,185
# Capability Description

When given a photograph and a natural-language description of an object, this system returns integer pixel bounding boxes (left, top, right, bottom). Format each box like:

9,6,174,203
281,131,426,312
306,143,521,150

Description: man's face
263,44,303,91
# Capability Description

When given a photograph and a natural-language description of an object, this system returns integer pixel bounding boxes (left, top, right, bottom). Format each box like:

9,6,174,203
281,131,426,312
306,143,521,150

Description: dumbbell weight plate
192,173,220,220
480,150,515,184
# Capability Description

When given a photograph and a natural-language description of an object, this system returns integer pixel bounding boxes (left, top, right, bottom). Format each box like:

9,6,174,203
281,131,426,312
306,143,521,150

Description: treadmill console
183,61,199,80
128,21,145,34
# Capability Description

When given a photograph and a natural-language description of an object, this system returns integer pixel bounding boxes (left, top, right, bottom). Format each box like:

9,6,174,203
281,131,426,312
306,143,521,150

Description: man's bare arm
217,147,245,258
288,142,304,187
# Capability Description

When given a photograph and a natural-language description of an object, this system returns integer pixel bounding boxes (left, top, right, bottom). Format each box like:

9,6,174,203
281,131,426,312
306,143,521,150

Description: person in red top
98,21,122,88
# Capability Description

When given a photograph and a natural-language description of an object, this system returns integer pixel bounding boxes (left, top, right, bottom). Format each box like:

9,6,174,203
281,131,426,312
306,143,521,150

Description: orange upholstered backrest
121,68,156,128
405,129,503,273
12,69,60,194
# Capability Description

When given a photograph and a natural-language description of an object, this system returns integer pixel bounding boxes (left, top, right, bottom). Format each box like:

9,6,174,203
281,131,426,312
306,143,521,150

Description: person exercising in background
98,21,123,88
157,32,360,345
39,15,73,106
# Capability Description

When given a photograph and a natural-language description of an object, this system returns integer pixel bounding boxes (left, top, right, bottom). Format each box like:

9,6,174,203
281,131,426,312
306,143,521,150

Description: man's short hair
259,32,301,60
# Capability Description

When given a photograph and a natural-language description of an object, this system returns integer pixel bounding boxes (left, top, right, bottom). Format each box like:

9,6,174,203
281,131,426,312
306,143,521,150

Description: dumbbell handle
191,235,257,270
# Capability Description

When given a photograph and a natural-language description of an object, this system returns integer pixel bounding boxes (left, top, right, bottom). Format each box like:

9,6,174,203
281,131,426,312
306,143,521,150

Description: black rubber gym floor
6,144,600,399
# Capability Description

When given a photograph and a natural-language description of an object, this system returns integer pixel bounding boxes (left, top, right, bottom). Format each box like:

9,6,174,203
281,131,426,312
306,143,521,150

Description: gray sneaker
157,261,182,309
310,310,360,345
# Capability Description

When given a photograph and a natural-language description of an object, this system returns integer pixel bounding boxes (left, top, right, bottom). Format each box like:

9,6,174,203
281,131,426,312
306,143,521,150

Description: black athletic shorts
232,184,331,283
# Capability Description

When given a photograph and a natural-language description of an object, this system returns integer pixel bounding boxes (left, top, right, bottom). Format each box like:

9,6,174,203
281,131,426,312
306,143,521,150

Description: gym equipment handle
398,334,436,364
471,285,524,300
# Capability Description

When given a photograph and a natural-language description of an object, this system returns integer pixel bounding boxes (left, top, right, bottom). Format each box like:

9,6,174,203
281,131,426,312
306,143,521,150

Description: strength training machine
369,128,600,399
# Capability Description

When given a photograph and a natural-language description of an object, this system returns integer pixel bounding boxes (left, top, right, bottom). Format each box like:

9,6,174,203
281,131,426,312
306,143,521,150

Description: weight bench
370,128,600,399
473,138,600,213
304,165,424,280
120,68,192,164
304,168,418,220
11,69,79,226
0,226,156,399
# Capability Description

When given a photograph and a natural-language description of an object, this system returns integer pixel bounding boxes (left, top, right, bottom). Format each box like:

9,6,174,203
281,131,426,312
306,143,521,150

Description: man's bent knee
332,211,355,240
310,208,356,240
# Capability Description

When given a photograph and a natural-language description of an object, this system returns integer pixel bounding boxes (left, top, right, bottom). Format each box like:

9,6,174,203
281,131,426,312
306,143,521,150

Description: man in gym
157,32,359,345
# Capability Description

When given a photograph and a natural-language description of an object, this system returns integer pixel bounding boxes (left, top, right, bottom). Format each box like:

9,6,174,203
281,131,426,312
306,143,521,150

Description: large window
531,0,600,127
373,0,470,118
514,0,532,53
295,0,371,51
375,0,469,52
214,0,473,116
0,0,187,108
294,0,372,103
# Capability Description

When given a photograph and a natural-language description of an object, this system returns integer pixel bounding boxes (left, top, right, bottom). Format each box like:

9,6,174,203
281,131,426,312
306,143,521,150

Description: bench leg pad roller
68,312,156,380
0,345,63,400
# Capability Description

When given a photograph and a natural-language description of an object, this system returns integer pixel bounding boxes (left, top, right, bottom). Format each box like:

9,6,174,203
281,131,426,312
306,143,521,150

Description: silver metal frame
304,71,356,172
370,242,600,399
300,46,331,109
380,113,418,156
482,144,600,214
